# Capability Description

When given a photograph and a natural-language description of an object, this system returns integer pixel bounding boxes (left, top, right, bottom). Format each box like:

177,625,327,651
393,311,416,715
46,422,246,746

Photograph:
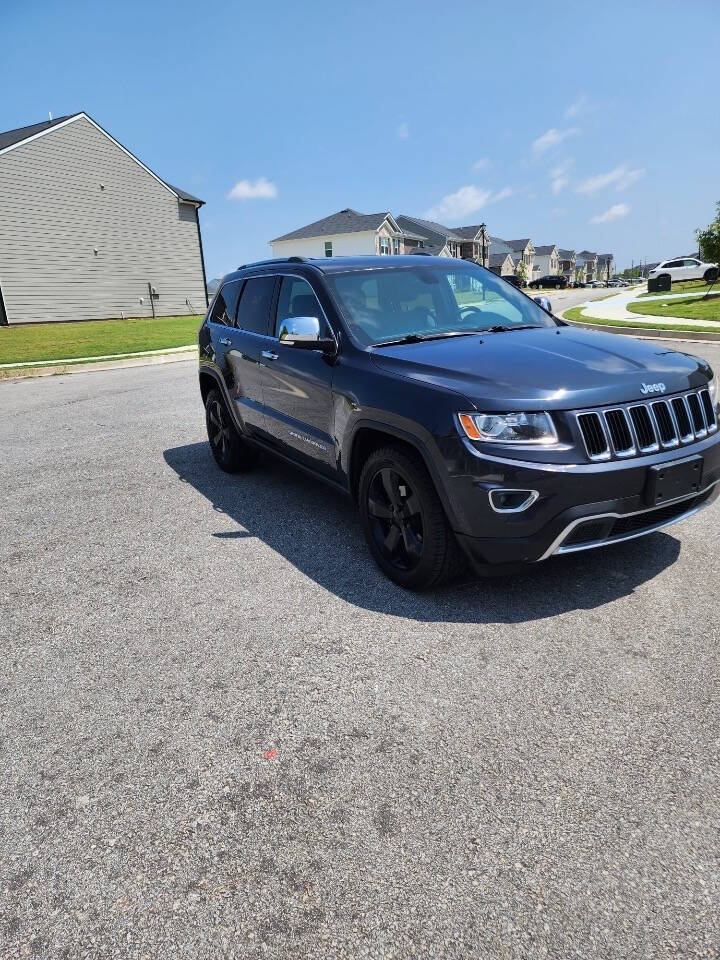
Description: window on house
379,236,391,255
324,241,332,257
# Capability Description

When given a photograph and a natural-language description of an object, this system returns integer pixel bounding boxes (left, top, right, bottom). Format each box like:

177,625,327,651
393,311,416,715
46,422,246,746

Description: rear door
223,274,278,437
683,259,702,280
260,274,337,476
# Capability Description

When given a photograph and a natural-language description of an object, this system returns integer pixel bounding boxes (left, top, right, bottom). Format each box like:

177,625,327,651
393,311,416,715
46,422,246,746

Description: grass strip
0,314,201,365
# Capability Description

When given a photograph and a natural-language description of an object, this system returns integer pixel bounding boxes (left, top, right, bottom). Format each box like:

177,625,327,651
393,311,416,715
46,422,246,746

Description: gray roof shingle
272,208,395,242
534,244,557,256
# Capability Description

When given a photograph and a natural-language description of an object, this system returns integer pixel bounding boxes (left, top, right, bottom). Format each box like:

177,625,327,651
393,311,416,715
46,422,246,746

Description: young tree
696,200,720,268
516,261,528,286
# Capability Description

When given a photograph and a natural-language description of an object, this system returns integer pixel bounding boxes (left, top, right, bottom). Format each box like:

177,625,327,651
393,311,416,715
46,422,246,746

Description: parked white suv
649,257,719,284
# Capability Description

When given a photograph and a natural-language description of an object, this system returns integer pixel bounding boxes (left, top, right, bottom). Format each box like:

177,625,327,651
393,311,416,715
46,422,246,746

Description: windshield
326,263,557,346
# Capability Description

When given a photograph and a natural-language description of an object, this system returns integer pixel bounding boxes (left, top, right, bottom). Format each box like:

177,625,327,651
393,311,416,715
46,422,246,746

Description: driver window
275,277,326,337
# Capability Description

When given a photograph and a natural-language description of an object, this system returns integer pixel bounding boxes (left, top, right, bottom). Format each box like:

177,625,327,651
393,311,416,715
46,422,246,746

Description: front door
260,275,337,476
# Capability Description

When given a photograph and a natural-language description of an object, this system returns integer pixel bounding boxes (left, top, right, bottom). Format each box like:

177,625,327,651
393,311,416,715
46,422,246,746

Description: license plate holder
646,455,703,506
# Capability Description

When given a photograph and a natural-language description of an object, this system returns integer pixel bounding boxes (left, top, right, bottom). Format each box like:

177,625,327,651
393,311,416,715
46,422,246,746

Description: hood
370,326,711,411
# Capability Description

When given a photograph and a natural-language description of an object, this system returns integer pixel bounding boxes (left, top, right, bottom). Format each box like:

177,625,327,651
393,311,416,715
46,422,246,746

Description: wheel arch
346,420,461,530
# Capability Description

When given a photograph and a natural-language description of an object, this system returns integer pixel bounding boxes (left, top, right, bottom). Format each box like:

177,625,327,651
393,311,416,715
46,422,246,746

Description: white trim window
379,236,391,255
324,241,332,257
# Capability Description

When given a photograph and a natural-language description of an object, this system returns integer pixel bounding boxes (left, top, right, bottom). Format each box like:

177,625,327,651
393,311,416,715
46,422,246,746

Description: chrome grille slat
575,388,717,461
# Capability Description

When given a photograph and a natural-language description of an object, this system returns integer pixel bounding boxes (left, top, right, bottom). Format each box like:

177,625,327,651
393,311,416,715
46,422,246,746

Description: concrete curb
0,347,198,382
563,317,720,343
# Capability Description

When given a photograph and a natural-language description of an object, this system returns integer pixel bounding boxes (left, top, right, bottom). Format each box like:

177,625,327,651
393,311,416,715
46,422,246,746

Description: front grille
560,488,713,551
576,388,716,461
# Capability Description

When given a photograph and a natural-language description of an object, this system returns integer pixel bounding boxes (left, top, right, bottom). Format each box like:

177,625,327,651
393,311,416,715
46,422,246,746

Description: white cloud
425,185,491,221
424,184,517,221
549,158,574,195
228,177,277,201
532,127,580,155
472,157,490,171
575,164,645,195
589,203,630,224
565,95,589,119
490,186,515,203
397,121,410,140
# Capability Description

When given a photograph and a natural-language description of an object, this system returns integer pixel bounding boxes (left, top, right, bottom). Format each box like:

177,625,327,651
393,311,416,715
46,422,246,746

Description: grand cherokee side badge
640,381,666,395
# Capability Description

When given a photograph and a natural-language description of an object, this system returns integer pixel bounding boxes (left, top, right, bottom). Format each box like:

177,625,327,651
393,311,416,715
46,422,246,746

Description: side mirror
278,315,335,352
533,295,552,313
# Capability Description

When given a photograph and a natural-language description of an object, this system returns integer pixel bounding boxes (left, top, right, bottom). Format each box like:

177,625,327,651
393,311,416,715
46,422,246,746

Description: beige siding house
0,113,207,324
270,209,403,259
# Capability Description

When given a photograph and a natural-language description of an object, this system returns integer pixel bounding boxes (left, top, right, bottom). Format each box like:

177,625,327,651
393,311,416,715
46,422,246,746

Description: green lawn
627,294,720,322
0,315,201,365
638,278,719,298
562,305,720,334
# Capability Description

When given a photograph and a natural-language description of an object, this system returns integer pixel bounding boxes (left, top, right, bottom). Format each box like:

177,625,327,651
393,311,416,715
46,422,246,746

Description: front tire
358,446,465,590
704,267,719,283
205,388,259,473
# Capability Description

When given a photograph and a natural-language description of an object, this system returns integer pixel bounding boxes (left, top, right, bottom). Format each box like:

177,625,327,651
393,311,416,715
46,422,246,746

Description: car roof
230,255,480,278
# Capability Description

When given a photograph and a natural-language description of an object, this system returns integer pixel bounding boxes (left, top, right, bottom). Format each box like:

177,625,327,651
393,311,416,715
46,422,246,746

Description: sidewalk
575,287,720,330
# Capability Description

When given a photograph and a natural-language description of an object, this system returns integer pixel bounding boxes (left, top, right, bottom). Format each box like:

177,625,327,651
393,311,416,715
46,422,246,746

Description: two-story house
557,248,576,283
533,244,559,277
488,252,516,276
270,208,404,259
491,237,535,282
395,216,490,266
576,250,599,283
597,253,615,281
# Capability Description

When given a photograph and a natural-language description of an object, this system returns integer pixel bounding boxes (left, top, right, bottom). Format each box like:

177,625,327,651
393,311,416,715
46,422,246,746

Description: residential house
576,250,599,283
491,237,535,282
488,252,515,276
0,112,207,324
533,244,559,277
557,248,576,282
596,253,615,281
270,208,403,259
395,216,489,266
269,208,490,266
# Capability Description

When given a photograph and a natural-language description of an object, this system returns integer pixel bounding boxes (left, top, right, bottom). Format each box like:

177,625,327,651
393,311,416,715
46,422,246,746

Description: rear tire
205,388,259,473
358,446,465,590
704,267,719,283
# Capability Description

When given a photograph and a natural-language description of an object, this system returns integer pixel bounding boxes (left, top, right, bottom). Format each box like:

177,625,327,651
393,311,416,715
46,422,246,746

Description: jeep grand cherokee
198,256,719,590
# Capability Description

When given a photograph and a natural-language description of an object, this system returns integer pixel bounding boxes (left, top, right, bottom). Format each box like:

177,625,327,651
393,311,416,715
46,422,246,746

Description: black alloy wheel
207,396,231,460
367,466,425,572
358,446,465,590
205,387,259,473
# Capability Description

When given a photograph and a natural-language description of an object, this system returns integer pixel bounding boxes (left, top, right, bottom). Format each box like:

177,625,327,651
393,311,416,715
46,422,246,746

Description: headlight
708,368,719,406
457,411,558,444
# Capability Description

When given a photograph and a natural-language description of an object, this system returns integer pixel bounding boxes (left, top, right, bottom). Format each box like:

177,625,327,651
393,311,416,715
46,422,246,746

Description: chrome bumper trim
537,480,719,561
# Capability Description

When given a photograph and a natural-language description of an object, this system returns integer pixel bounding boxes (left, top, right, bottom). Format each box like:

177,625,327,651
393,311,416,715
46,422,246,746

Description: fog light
489,489,539,513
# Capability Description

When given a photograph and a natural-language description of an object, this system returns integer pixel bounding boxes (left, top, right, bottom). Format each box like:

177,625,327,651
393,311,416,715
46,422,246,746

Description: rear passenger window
209,279,243,325
275,277,327,337
235,276,276,335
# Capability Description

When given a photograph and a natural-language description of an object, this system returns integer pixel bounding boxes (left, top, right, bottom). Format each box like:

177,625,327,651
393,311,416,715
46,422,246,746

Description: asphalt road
533,284,633,312
2,341,719,959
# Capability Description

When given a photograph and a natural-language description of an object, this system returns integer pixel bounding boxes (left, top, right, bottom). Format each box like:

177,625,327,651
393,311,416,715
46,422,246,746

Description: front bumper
445,429,720,568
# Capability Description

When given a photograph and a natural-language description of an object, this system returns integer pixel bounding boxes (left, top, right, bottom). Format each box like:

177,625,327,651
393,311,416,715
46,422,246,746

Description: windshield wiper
374,330,479,347
485,324,544,333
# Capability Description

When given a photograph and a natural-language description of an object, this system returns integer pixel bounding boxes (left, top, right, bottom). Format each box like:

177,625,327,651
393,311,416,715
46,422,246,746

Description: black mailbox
647,274,671,293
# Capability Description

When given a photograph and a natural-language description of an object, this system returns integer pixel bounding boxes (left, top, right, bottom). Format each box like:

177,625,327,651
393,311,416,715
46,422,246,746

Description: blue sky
2,0,718,278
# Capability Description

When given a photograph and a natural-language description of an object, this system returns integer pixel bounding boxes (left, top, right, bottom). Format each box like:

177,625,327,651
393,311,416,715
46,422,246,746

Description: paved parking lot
2,344,720,958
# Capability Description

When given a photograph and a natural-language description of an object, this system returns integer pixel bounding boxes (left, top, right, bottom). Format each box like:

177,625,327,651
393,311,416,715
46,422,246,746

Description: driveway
2,352,719,958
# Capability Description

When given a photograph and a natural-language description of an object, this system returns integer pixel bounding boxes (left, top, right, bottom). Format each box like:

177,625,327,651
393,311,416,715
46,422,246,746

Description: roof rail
237,255,311,269
410,250,432,256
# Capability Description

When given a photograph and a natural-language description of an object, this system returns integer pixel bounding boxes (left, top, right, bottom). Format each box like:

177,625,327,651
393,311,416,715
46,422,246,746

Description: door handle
261,350,279,361
219,337,231,346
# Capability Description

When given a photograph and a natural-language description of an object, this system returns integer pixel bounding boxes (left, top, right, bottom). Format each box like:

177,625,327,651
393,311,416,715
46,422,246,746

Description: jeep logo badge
640,381,666,395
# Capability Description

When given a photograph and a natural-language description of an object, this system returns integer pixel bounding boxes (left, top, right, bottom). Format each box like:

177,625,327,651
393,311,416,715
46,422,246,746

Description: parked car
529,275,569,290
588,280,606,288
608,279,626,288
648,258,719,284
502,274,523,288
199,256,720,590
